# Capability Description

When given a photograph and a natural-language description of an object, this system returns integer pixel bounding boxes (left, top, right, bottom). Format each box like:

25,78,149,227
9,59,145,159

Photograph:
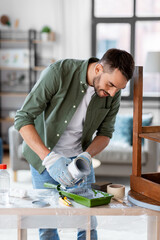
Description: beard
93,76,109,97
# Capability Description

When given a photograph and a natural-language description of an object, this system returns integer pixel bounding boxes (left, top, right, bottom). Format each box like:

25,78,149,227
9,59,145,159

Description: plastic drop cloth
0,189,153,232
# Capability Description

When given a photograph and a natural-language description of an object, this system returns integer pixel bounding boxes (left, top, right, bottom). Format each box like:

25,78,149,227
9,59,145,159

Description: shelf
0,92,27,97
130,175,160,202
32,39,55,44
139,126,160,143
0,67,29,71
0,29,56,147
0,117,14,123
0,39,28,43
139,132,160,143
33,66,46,71
32,33,55,43
142,126,160,133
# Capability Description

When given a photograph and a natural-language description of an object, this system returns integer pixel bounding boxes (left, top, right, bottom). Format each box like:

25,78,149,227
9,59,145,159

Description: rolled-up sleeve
14,66,59,131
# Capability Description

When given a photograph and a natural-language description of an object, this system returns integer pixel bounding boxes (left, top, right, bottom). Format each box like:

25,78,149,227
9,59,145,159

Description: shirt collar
79,57,99,89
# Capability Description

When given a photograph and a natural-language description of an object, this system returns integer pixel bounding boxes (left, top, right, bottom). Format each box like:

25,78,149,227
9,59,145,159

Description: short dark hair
99,48,135,81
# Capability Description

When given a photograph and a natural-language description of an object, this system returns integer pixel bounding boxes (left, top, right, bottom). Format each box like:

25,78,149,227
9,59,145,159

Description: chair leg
13,171,17,182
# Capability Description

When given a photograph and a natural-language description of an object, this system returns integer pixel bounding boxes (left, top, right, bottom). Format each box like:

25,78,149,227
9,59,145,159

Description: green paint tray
44,182,113,207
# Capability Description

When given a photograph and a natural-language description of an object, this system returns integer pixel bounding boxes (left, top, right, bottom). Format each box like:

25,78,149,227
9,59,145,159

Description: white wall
0,0,92,59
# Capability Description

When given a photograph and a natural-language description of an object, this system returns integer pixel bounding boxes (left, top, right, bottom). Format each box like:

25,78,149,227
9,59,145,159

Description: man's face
93,67,128,98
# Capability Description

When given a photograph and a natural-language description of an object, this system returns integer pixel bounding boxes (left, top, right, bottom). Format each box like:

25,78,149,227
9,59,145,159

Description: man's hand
42,152,74,187
76,152,92,165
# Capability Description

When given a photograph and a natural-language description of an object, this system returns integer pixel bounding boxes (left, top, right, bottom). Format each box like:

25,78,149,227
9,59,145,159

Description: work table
0,189,159,240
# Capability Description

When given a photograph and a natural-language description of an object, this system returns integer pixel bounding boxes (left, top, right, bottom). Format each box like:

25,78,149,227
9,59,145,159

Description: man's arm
85,135,110,157
19,125,50,160
20,125,77,187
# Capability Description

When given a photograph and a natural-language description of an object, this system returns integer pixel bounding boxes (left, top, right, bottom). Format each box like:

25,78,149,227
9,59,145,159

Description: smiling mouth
102,90,109,97
95,89,110,97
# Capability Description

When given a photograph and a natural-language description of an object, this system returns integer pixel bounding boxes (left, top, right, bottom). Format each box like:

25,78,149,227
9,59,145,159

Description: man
14,48,135,240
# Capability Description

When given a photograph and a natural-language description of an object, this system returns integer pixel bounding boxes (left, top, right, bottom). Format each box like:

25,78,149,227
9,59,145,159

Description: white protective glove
42,152,75,187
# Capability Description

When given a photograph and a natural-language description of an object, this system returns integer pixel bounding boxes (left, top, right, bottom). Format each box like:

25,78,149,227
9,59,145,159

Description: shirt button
57,134,60,137
48,147,51,150
73,105,76,108
81,90,84,93
80,81,83,84
64,120,67,123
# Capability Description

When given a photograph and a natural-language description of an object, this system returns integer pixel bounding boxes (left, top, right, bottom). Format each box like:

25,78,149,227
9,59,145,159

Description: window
92,0,160,100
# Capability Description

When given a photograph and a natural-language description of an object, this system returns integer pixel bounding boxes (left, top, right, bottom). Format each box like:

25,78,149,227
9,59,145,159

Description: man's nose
108,88,117,97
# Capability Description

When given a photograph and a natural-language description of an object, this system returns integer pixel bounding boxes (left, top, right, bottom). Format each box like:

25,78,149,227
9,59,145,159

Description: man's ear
95,64,103,75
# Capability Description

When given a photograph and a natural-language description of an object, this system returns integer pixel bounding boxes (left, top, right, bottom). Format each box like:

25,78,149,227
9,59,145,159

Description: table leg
147,216,160,240
18,229,27,240
86,215,91,240
157,216,160,240
17,215,27,240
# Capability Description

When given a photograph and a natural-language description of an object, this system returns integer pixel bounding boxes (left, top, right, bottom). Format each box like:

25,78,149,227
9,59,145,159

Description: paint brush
112,197,127,205
59,196,72,207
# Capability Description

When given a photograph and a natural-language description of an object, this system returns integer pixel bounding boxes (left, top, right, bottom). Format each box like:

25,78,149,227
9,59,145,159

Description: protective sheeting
0,189,158,239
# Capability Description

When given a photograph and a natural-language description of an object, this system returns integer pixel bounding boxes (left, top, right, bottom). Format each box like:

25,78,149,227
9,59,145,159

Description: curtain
54,0,91,59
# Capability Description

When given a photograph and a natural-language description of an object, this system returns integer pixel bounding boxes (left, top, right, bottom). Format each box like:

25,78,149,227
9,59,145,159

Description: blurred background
0,0,160,182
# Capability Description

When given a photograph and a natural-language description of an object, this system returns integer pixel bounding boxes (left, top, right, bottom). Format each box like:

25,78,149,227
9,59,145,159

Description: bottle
0,164,10,205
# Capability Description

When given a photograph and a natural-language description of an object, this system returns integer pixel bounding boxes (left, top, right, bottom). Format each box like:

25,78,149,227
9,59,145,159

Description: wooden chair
129,66,160,203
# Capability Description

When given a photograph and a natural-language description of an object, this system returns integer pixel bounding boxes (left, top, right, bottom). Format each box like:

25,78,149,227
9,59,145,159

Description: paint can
68,156,91,182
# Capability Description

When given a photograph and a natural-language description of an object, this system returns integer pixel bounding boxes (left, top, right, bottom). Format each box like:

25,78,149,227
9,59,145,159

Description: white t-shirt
52,86,95,157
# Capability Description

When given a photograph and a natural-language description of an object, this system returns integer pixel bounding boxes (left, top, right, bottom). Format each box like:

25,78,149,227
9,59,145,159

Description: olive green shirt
14,58,121,173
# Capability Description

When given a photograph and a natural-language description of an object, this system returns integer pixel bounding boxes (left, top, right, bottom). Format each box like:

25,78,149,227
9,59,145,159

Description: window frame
91,0,160,101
